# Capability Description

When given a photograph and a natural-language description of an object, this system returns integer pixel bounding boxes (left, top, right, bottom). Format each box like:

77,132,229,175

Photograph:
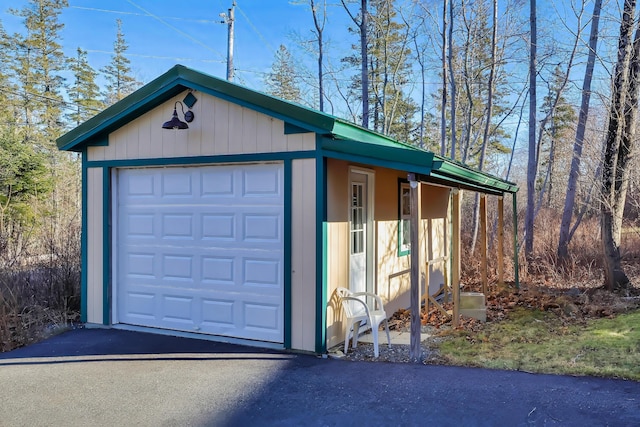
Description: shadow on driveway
1,328,638,426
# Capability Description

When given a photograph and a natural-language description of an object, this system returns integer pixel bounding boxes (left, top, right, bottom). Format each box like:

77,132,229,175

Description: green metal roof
57,64,517,195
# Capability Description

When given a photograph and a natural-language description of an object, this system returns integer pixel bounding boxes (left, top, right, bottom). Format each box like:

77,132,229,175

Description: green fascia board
330,120,424,150
321,137,434,175
432,155,518,194
57,64,340,152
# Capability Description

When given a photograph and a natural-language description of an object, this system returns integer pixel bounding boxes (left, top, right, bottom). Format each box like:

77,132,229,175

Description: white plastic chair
336,287,391,358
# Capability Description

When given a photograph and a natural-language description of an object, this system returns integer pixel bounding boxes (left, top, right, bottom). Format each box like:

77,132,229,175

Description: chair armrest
340,296,371,317
351,292,385,311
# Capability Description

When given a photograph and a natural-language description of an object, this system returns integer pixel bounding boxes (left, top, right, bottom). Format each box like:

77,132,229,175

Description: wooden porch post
480,194,488,295
512,192,520,289
497,196,505,286
451,190,461,328
408,174,421,362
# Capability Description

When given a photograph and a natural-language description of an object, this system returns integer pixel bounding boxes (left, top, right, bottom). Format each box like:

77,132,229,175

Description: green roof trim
430,155,518,194
57,64,338,151
321,137,434,176
57,64,517,196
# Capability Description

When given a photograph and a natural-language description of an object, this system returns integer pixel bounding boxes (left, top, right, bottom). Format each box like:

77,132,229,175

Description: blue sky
1,0,341,91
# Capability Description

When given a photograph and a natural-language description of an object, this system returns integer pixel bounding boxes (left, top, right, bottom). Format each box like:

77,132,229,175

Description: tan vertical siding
325,222,349,349
290,159,317,352
86,168,104,324
325,160,451,350
86,91,316,162
325,159,349,349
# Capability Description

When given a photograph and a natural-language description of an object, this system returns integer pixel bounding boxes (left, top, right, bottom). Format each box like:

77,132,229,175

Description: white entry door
114,163,284,343
349,170,373,296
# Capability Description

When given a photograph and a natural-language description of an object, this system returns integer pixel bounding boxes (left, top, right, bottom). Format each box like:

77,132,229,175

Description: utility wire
0,85,103,112
235,3,275,55
84,49,225,64
124,0,226,62
69,5,223,24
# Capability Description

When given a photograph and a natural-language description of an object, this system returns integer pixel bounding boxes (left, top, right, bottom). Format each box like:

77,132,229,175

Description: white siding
87,91,316,161
290,159,317,352
86,168,104,324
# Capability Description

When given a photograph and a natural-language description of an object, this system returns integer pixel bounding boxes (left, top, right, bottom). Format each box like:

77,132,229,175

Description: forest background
1,0,640,351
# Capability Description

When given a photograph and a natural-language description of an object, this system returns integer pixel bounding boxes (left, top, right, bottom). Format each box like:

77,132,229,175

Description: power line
0,85,103,113
69,5,223,24
84,49,225,64
124,0,226,62
235,3,275,55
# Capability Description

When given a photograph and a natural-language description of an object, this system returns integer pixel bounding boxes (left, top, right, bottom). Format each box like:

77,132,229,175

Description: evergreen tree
538,65,577,209
0,22,18,125
0,126,52,230
368,0,417,142
265,45,302,103
102,19,140,105
68,48,104,125
8,0,68,148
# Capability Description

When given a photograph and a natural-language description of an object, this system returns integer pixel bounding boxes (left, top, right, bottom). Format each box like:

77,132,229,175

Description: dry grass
0,220,81,353
440,209,640,379
0,265,81,352
438,307,640,380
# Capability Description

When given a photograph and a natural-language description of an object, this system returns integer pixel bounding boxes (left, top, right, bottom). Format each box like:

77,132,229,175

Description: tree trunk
601,0,636,290
525,0,537,257
311,0,325,112
448,0,457,159
441,0,448,156
361,0,369,128
471,0,498,253
341,0,369,128
558,0,602,260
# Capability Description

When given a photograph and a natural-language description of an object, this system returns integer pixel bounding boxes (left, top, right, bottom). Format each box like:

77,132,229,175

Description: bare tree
342,0,370,128
310,0,327,112
471,0,499,253
600,0,637,290
448,0,457,159
525,0,537,257
558,0,602,260
441,0,448,156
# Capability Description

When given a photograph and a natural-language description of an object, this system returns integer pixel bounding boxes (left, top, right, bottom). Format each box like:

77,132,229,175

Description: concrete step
460,292,486,322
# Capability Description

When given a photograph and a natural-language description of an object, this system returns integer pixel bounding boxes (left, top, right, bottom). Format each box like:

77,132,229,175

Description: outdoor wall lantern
162,100,194,130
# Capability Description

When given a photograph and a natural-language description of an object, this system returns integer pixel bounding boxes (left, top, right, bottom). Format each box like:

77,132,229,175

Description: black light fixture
162,101,194,130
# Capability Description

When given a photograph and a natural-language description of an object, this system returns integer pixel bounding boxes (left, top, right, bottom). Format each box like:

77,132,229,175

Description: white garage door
115,163,284,343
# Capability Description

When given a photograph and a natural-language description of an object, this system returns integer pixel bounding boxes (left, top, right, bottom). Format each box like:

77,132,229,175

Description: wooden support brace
409,174,421,361
480,194,488,295
451,190,461,328
498,196,505,286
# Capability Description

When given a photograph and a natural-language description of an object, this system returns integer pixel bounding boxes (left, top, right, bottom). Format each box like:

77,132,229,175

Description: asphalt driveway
0,328,638,426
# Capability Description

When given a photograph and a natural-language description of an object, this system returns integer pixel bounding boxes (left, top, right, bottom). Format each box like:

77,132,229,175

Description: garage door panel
161,171,193,197
161,214,194,240
125,292,156,320
242,167,281,197
243,258,280,288
117,164,284,343
201,170,234,197
202,214,235,240
201,299,235,327
162,254,194,281
161,295,196,325
243,213,281,241
124,252,156,278
244,302,280,331
125,172,155,197
201,256,235,285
